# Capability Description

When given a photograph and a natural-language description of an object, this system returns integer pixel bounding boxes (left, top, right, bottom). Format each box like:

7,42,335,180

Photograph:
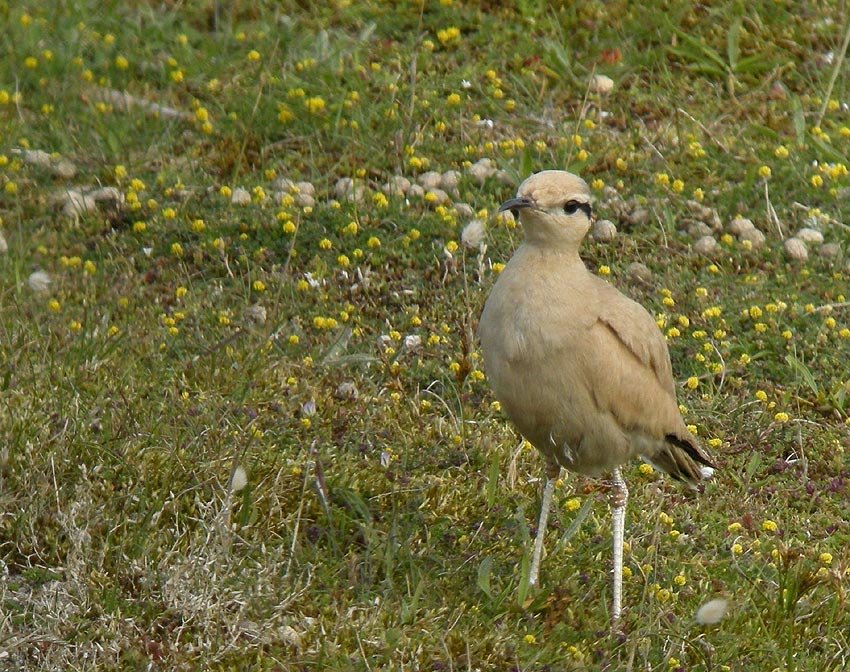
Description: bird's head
498,170,593,249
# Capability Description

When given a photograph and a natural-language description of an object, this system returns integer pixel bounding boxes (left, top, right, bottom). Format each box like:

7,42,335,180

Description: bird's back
480,244,711,480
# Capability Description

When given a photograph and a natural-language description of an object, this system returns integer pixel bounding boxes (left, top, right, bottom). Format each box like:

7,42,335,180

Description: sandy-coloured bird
478,170,714,623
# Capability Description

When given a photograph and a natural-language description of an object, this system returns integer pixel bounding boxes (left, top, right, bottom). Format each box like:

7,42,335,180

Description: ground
1,1,849,670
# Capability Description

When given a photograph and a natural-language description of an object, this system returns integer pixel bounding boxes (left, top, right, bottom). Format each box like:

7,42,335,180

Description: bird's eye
563,200,582,215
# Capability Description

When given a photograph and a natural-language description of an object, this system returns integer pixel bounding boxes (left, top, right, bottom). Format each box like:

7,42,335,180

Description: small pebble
739,228,766,249
685,220,713,238
693,235,718,255
294,193,315,208
295,181,315,196
454,203,475,218
625,208,650,228
626,261,653,283
231,187,251,206
440,170,461,192
467,158,496,185
795,227,824,245
62,190,97,220
335,381,359,400
589,74,614,95
406,184,425,199
728,217,755,236
820,242,842,259
784,237,808,262
333,177,355,199
418,171,442,190
244,304,267,325
590,219,617,243
403,334,422,352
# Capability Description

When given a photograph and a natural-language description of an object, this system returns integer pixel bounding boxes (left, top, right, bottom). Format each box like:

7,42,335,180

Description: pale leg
528,476,556,588
610,467,628,622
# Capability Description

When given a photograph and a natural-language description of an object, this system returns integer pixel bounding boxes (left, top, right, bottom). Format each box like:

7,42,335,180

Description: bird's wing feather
576,283,682,440
594,286,676,397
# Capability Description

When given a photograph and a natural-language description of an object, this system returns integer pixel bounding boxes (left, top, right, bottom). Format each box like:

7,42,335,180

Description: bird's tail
651,433,716,485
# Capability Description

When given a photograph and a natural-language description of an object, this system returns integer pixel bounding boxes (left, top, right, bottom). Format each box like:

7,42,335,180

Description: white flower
695,598,728,625
28,270,51,293
230,466,247,493
461,218,486,249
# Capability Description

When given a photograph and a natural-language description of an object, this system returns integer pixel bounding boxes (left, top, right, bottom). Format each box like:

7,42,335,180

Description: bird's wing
594,287,676,398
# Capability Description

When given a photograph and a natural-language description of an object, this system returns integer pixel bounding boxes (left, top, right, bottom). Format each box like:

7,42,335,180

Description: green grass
1,1,849,669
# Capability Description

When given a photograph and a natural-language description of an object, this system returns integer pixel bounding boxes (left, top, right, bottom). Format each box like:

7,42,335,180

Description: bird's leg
610,467,628,623
528,462,561,588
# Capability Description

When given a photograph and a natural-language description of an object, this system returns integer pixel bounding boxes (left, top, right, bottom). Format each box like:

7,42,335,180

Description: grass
1,1,849,669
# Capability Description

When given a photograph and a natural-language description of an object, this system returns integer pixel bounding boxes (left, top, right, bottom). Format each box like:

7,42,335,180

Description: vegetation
1,1,848,669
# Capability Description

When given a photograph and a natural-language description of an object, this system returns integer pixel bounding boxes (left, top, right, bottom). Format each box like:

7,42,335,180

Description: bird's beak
498,196,535,216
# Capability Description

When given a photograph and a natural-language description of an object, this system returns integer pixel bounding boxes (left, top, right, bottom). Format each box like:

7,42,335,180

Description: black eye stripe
563,200,592,217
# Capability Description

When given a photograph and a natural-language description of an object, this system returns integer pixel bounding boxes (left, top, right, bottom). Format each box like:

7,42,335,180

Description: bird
478,170,714,623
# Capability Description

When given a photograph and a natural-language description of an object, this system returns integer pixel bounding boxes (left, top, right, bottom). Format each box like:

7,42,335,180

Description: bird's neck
522,235,585,257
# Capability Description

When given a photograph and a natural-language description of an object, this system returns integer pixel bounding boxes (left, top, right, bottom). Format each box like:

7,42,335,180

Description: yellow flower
762,519,778,532
115,55,129,70
247,49,261,62
436,26,461,46
686,376,699,390
564,497,582,512
774,412,789,423
775,145,789,159
367,236,381,248
252,280,266,292
758,165,772,178
304,97,326,114
447,93,461,105
523,634,537,645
